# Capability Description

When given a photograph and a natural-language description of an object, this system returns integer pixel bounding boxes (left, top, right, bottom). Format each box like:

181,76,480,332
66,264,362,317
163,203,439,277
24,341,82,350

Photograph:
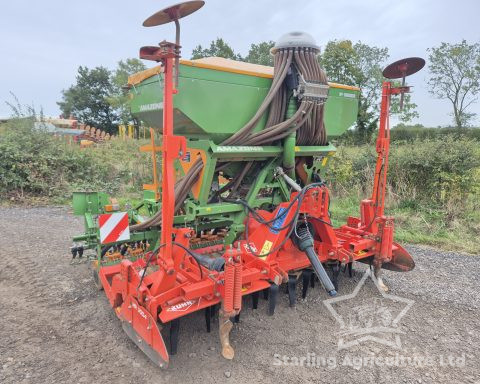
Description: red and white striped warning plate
98,212,130,244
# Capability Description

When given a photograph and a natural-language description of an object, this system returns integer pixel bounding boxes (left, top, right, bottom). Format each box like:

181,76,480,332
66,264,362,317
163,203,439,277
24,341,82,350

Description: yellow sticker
321,157,329,166
260,240,273,257
294,146,300,152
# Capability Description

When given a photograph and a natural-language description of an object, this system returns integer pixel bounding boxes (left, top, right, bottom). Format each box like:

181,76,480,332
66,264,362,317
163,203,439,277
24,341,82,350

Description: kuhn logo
166,300,195,312
131,302,147,320
244,242,258,254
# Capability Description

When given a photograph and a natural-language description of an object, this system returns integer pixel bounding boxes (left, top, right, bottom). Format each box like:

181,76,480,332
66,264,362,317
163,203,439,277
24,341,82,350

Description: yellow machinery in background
118,124,149,140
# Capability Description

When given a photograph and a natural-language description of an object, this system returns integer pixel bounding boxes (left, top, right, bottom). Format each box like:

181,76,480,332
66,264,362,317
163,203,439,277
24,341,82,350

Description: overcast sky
1,0,479,126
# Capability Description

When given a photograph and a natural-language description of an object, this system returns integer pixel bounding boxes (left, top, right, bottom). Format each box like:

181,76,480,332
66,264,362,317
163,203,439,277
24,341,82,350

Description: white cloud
1,0,479,125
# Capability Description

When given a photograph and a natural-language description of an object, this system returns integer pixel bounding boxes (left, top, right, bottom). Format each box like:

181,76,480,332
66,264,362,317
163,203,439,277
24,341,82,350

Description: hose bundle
131,43,328,231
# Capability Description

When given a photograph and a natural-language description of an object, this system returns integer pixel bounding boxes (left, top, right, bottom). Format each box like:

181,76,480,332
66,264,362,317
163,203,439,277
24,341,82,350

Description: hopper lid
271,31,319,54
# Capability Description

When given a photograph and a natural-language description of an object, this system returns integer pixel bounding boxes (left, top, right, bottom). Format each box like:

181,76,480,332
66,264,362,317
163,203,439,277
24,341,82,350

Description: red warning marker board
98,212,130,244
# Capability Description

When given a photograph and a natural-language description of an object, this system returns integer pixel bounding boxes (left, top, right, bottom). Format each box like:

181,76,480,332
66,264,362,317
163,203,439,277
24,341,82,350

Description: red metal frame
98,67,415,366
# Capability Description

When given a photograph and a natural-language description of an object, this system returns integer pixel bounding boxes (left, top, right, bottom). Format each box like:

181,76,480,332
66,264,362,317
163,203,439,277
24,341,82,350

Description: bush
0,118,151,201
335,125,480,145
327,136,480,216
389,137,480,203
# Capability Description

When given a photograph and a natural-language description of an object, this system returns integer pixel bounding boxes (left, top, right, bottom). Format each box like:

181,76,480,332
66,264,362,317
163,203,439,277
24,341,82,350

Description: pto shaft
295,226,337,296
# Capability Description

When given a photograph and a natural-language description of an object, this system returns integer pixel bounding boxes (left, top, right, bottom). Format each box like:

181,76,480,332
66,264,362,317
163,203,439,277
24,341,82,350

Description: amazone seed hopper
129,57,360,142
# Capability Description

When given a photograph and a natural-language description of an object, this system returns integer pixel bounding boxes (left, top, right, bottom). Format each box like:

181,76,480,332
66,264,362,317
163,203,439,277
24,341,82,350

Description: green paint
129,63,359,143
72,60,360,265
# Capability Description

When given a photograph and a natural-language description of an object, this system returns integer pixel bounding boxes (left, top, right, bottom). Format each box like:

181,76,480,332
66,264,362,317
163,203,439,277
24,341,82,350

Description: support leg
268,284,279,316
169,318,180,355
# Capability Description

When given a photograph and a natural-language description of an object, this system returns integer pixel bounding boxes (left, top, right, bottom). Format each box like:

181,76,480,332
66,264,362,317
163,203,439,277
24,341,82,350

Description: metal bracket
295,75,329,103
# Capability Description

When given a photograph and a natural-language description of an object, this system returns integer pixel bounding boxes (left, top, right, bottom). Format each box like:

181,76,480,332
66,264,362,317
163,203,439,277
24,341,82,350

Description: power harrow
71,0,424,368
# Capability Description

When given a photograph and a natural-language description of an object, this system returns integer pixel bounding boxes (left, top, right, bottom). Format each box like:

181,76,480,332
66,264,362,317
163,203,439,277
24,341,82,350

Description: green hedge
0,119,150,201
327,136,480,210
336,126,480,145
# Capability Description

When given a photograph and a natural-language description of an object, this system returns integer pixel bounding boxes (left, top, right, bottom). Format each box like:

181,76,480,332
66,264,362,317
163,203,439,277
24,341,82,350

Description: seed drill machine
71,1,423,368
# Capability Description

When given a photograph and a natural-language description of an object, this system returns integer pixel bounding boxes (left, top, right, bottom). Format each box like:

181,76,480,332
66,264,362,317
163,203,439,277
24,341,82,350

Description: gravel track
0,206,478,384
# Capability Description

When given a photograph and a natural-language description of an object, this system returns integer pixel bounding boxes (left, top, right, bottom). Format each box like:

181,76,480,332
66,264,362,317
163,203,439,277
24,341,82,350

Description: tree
244,41,275,66
58,66,118,133
108,58,146,125
427,40,480,128
320,40,418,136
191,38,241,60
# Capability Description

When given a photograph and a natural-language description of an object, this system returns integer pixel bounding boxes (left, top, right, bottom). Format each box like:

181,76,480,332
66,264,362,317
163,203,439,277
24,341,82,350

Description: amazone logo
139,102,163,112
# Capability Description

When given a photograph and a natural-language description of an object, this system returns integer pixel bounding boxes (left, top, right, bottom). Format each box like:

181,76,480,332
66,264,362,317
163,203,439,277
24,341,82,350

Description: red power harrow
97,2,424,369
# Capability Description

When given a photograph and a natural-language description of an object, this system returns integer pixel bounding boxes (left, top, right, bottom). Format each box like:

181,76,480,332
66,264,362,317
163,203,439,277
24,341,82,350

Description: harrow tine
252,291,259,309
267,284,279,316
302,269,312,299
288,275,297,307
347,262,353,278
331,263,340,292
310,273,316,288
263,288,269,300
233,313,240,323
205,307,212,333
169,319,180,355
